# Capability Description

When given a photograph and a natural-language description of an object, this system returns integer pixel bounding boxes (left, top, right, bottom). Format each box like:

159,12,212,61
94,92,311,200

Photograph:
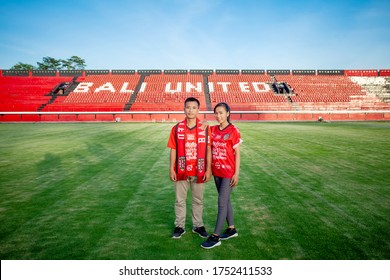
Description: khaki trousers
174,176,205,228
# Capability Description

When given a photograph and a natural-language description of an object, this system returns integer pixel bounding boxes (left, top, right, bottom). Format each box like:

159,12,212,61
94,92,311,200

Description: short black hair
184,97,200,107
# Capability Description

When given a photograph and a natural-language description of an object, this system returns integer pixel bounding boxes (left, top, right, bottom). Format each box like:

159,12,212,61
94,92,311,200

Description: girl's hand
203,168,212,182
201,120,209,130
230,173,239,187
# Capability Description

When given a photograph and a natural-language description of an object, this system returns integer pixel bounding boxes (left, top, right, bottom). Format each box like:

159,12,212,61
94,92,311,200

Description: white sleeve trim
233,139,243,149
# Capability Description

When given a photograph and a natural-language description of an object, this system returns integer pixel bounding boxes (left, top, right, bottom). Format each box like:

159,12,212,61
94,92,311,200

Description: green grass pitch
0,122,389,260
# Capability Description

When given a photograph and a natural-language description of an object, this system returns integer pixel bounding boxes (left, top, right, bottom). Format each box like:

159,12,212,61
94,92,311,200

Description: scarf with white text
175,118,207,183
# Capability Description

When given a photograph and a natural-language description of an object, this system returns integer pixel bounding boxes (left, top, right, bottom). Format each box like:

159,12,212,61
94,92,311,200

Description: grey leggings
214,176,234,235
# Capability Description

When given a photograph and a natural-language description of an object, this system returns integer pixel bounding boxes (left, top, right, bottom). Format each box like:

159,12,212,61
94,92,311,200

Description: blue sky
0,0,389,70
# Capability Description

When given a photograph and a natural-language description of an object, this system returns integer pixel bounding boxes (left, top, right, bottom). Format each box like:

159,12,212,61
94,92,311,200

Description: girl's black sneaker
201,234,221,249
220,228,238,240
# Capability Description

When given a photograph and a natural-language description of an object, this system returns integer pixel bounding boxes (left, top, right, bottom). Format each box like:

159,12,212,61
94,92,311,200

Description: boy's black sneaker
220,227,238,240
192,226,208,238
172,227,185,239
201,234,221,249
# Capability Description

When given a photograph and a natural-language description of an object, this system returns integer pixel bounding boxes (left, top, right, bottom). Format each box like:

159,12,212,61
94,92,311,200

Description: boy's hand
170,169,177,181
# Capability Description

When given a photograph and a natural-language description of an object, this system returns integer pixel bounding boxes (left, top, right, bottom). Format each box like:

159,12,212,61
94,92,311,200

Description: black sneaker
172,227,185,239
201,234,221,249
220,228,238,240
192,226,208,238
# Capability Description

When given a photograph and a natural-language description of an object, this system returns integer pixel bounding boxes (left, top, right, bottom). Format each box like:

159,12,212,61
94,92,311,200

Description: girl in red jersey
201,102,243,249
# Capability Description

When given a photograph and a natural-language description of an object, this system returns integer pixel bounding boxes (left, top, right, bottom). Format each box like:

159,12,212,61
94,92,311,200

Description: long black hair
213,102,231,123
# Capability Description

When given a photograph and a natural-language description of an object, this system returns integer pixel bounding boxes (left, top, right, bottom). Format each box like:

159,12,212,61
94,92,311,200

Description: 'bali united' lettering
73,81,270,94
74,82,135,93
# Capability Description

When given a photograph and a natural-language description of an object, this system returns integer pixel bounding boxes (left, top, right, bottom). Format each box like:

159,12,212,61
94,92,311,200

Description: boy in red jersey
167,97,212,239
201,102,242,249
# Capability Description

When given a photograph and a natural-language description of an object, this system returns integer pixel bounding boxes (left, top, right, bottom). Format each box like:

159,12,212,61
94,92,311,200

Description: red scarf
175,118,207,183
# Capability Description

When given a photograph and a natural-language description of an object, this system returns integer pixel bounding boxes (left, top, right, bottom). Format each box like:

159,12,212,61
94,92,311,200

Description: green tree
60,59,73,70
9,62,36,71
37,56,62,70
10,56,87,70
68,56,86,70
60,56,86,70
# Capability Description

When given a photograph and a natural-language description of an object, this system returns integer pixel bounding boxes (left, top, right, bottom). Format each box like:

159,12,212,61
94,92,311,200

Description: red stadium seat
1,72,389,116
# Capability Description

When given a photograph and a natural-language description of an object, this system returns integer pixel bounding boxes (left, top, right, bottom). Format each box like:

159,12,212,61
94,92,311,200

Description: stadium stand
350,76,390,109
0,69,389,122
0,76,73,112
275,75,365,110
42,74,140,112
207,73,293,111
130,73,208,111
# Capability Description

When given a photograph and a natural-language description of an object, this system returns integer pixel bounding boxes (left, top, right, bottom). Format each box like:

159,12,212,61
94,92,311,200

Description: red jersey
211,124,242,178
167,123,211,177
